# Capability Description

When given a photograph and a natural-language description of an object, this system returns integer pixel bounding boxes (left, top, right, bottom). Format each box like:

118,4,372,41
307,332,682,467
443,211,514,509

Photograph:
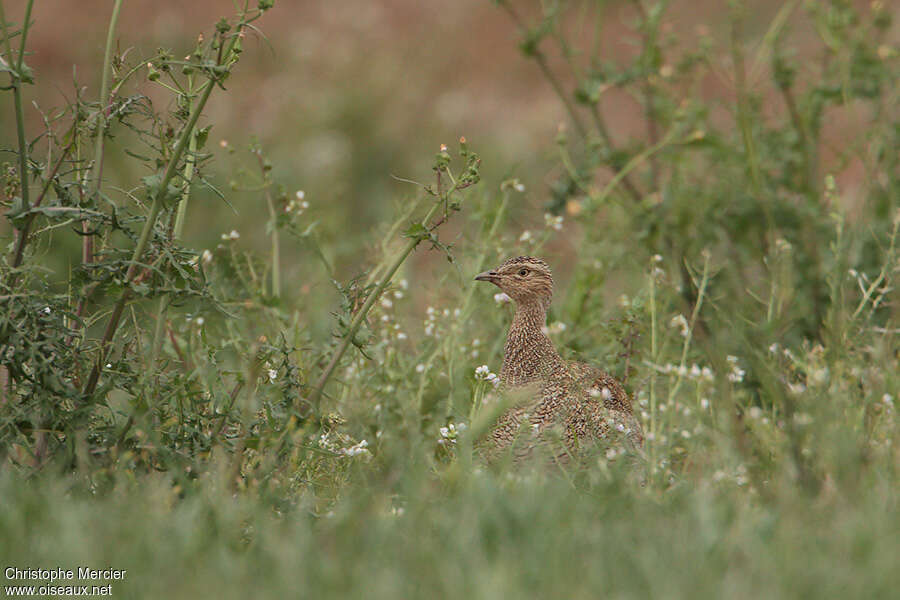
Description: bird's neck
501,300,560,386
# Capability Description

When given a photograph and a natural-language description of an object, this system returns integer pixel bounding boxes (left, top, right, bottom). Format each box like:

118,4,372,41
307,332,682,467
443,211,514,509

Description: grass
1,1,898,598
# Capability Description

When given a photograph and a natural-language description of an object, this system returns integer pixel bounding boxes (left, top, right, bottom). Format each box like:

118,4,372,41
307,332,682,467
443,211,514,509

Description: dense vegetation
1,0,897,597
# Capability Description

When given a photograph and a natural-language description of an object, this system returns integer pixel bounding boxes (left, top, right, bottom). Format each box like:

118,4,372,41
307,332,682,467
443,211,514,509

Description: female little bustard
475,256,643,461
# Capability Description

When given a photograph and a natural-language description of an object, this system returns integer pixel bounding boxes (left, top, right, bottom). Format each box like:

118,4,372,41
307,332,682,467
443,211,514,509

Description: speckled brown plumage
475,256,643,462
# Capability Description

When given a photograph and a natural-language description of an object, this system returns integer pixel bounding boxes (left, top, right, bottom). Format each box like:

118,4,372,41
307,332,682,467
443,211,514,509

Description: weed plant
1,1,898,598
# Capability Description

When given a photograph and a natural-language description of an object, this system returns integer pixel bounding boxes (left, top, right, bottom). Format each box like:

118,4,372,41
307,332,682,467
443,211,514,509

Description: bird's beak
475,270,499,283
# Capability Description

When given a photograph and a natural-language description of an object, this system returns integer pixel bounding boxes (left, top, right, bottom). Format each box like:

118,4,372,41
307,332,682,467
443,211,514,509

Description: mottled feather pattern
475,256,643,462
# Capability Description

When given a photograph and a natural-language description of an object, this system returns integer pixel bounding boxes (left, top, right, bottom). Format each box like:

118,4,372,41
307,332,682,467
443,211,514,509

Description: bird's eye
518,268,529,276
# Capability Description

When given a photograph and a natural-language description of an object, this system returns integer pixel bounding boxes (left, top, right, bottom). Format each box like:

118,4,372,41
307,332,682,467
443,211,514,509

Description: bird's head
475,256,554,309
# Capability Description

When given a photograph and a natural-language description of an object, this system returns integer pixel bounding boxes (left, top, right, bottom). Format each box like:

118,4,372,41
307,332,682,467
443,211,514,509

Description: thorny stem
82,0,123,267
414,188,511,417
307,196,448,412
82,25,239,399
1,0,35,255
10,144,72,273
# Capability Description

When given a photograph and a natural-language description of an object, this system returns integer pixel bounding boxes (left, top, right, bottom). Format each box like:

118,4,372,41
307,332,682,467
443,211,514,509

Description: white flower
195,316,205,326
652,254,663,263
494,292,511,305
768,342,779,354
267,369,277,382
681,430,691,439
519,230,533,243
397,332,407,340
341,440,370,457
295,190,305,201
380,297,393,309
201,249,213,264
41,306,51,315
670,314,689,337
221,230,240,241
700,398,710,410
788,382,806,395
513,181,526,193
748,406,762,419
416,364,426,373
544,213,564,231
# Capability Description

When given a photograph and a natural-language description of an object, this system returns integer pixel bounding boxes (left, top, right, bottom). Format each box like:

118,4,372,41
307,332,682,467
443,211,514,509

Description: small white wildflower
774,237,792,253
221,230,240,241
195,316,205,326
341,440,370,457
268,369,277,382
391,507,405,516
883,394,894,409
416,364,426,373
605,448,617,460
380,297,393,309
424,324,435,336
788,382,806,395
616,423,626,433
475,365,490,378
393,290,404,299
544,213,564,231
652,254,663,263
519,230,533,243
670,314,689,337
619,294,630,308
41,306,51,315
681,430,691,439
494,292,511,305
701,367,714,381
768,342,779,354
748,406,762,419
397,332,407,340
472,338,480,347
399,279,408,290
700,398,710,410
201,249,213,264
690,364,702,379
295,190,305,201
453,308,461,318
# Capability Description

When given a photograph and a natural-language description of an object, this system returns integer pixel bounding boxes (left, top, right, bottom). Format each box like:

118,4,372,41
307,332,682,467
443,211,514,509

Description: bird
474,256,643,463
